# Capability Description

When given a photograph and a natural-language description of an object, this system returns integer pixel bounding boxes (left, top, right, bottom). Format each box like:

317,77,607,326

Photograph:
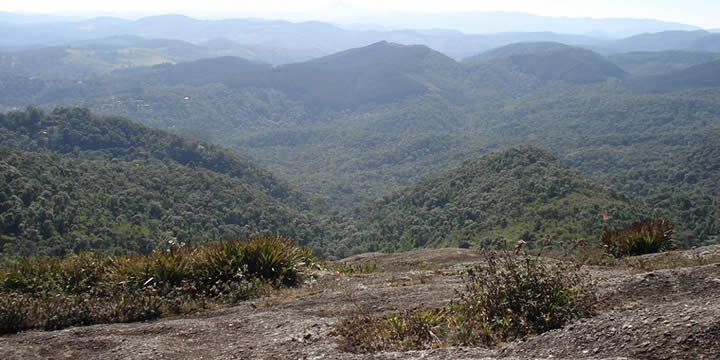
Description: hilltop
336,146,643,256
228,41,466,109
467,42,627,84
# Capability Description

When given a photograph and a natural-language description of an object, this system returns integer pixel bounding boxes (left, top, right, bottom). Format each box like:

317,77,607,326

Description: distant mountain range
594,30,720,53
348,11,700,38
0,12,716,64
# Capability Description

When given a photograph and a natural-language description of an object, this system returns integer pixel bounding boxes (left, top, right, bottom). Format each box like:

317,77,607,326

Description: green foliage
451,247,596,345
0,292,29,334
339,146,643,256
602,218,675,257
335,245,596,352
0,235,318,334
2,40,720,256
0,108,327,262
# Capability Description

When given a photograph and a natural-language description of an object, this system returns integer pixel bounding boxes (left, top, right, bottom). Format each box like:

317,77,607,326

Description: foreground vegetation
0,235,318,335
334,243,596,352
602,218,676,257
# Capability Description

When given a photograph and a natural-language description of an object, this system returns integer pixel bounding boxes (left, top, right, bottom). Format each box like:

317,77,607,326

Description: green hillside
335,147,643,256
608,51,720,76
627,60,720,92
466,42,627,84
0,108,326,263
230,41,467,109
0,107,302,203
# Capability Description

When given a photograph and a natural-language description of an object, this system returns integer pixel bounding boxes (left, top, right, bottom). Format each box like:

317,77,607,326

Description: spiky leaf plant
602,219,675,257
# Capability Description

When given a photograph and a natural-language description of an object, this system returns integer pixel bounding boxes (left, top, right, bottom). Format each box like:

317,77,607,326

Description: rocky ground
1,246,719,359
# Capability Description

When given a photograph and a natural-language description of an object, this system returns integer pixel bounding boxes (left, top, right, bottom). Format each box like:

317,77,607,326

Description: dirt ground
1,247,719,360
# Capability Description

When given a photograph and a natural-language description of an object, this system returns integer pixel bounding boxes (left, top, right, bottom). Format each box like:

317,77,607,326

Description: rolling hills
1,38,719,254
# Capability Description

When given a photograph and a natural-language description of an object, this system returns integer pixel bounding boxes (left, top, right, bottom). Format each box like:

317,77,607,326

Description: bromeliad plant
0,235,319,335
601,218,675,258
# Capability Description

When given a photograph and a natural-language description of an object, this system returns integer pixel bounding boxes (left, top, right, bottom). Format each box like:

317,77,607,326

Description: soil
1,247,719,360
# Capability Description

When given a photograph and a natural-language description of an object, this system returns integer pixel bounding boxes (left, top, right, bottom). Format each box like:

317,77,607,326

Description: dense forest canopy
1,30,719,258
0,108,326,264
333,146,645,256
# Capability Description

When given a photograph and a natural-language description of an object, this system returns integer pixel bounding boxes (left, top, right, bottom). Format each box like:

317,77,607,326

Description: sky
2,0,719,28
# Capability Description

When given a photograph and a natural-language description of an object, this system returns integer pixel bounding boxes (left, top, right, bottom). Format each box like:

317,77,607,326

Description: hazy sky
2,0,719,28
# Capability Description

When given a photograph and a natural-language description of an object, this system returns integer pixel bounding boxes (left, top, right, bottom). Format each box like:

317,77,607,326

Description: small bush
335,308,447,353
0,292,29,334
335,244,596,352
602,218,675,258
451,249,595,346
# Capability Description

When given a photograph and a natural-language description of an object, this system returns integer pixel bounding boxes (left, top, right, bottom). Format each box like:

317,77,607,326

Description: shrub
335,308,447,353
332,261,381,274
0,292,29,334
602,218,675,257
450,248,596,346
334,243,596,352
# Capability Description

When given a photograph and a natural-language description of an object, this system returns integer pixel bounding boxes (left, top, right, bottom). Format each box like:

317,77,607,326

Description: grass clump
331,261,381,274
602,218,675,258
335,242,596,352
335,308,448,353
0,235,318,335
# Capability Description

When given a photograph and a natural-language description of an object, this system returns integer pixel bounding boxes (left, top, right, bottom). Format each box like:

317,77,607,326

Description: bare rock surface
1,247,719,359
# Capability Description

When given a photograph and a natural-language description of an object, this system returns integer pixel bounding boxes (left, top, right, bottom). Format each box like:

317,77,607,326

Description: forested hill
226,41,466,109
608,51,720,76
111,56,272,87
0,107,302,205
0,149,323,261
627,59,720,92
466,42,628,84
0,108,326,263
334,146,644,257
